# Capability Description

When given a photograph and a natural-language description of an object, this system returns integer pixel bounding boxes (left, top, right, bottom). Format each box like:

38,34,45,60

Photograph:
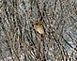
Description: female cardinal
33,21,44,35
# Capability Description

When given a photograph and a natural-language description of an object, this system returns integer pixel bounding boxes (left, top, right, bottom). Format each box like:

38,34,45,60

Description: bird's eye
35,23,38,25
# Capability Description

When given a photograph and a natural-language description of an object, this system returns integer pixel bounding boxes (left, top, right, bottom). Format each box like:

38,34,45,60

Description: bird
33,21,44,35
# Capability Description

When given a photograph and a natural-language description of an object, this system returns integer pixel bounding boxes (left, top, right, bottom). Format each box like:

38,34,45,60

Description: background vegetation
0,0,77,61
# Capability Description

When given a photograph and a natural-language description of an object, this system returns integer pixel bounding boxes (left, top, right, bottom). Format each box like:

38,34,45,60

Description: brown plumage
33,21,44,35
